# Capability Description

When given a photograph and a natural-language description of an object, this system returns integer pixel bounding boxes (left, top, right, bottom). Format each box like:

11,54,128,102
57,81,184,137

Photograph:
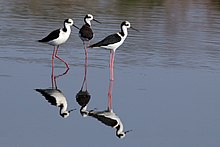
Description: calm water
1,0,220,146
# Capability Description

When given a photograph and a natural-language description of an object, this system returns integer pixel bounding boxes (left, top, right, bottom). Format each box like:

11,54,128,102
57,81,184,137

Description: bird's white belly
48,31,71,46
102,39,124,51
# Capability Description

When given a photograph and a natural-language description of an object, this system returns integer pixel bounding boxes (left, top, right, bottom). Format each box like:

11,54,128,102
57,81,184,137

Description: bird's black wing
35,89,57,106
79,25,93,40
89,113,118,128
90,33,121,47
38,29,60,42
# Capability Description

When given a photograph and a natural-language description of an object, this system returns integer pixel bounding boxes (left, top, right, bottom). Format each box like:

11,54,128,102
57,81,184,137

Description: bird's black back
89,112,118,128
35,89,57,106
38,29,60,43
89,33,121,47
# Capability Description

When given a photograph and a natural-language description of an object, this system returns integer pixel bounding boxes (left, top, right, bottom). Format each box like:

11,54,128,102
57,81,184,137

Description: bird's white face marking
84,14,94,26
86,14,94,21
123,21,131,28
117,132,126,139
61,111,70,118
65,18,74,26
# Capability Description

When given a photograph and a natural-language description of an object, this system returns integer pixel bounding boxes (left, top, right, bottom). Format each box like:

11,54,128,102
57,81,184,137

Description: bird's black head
121,21,131,28
60,112,70,118
121,21,139,32
64,18,74,26
85,14,93,19
116,125,132,139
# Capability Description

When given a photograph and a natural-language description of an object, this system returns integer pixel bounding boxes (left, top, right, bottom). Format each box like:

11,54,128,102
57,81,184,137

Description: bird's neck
85,19,91,27
116,123,124,136
120,26,128,39
63,23,71,32
60,105,68,114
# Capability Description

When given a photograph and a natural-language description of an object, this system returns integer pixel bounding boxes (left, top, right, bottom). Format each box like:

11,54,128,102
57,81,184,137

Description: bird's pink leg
109,50,115,81
51,47,56,89
81,42,89,90
53,67,69,89
108,50,115,109
55,46,70,69
108,80,114,110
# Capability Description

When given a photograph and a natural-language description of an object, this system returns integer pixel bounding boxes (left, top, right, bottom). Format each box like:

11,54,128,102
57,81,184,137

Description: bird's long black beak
125,130,133,134
131,26,139,32
68,108,77,113
73,24,80,30
93,19,102,24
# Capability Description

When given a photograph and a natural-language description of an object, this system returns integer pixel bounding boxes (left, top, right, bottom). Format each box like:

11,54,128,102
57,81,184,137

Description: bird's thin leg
108,50,115,109
51,46,56,89
54,67,69,89
55,68,69,79
81,42,89,91
108,79,114,110
109,50,112,80
110,50,115,81
55,45,70,69
85,42,89,90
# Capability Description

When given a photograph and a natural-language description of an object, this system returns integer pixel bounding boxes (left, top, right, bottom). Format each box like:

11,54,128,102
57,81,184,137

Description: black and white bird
89,21,138,81
88,108,132,138
79,14,101,44
38,18,79,69
79,14,101,70
35,88,75,118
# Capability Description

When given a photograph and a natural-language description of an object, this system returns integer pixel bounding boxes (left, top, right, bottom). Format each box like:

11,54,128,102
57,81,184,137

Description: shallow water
1,0,220,146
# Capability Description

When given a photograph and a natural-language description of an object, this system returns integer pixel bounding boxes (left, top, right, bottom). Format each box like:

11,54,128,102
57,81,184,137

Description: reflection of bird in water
89,21,139,81
76,90,91,117
38,18,79,69
88,108,132,138
36,67,74,118
35,88,75,118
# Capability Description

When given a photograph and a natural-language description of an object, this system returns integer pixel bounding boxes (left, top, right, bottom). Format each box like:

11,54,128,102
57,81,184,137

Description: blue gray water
1,0,220,146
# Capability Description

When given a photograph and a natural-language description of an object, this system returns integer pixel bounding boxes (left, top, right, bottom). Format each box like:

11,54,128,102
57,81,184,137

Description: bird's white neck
120,25,128,38
85,19,91,27
60,104,68,114
116,122,124,136
63,23,72,33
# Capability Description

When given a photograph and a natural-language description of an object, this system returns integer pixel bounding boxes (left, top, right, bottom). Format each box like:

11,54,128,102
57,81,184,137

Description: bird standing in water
89,21,138,108
89,21,138,81
79,14,101,90
38,18,79,69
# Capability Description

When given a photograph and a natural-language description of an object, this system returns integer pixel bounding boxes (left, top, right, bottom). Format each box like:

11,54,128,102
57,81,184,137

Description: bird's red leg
108,79,114,110
51,46,56,89
81,42,89,90
108,50,115,109
110,50,115,81
55,46,70,69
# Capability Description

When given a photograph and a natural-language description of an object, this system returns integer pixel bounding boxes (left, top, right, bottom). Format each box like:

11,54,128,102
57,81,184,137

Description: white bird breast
48,29,71,46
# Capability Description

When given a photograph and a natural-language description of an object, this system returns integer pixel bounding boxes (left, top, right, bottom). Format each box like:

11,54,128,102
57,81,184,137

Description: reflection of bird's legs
108,80,114,110
51,46,69,89
54,67,69,89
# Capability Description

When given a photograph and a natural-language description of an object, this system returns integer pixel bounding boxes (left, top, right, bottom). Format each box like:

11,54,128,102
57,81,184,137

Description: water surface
1,0,220,147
